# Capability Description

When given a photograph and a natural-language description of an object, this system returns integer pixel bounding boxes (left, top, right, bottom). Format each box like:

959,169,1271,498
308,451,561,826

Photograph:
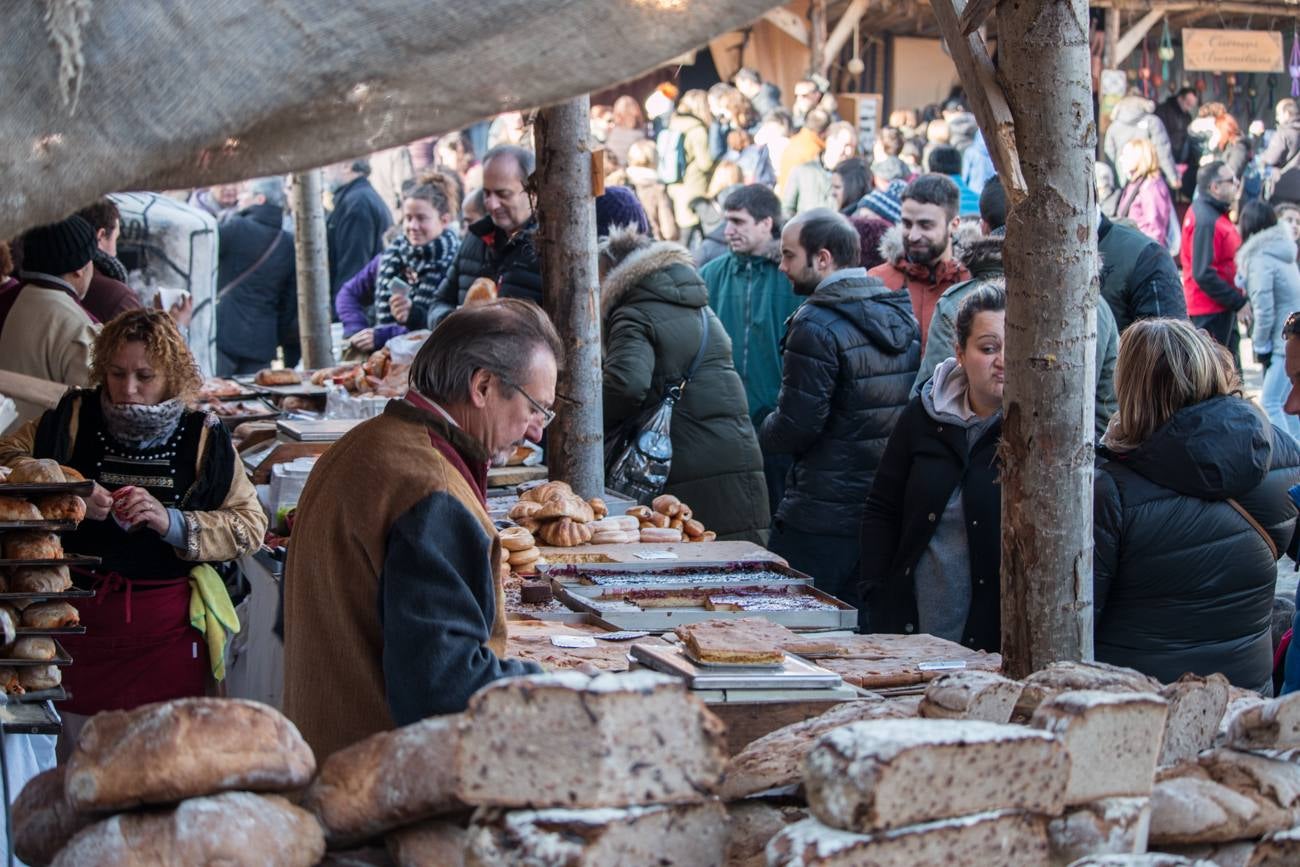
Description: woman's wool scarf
100,393,186,450
374,229,460,326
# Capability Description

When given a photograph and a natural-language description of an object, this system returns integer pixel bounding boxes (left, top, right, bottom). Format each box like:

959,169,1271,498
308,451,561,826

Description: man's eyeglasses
500,376,556,428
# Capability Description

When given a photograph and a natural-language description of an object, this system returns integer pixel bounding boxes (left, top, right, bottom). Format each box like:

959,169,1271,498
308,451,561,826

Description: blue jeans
1260,358,1300,445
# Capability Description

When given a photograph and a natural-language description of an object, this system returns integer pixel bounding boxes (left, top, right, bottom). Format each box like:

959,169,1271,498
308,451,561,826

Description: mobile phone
388,277,412,297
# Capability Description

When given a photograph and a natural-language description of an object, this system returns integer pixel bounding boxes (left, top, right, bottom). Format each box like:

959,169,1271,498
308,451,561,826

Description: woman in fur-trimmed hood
599,226,770,542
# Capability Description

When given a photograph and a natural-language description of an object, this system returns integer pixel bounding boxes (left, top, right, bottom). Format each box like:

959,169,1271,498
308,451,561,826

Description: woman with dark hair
1094,318,1300,691
1236,199,1300,439
337,172,461,355
605,95,648,168
832,158,873,217
859,285,1006,649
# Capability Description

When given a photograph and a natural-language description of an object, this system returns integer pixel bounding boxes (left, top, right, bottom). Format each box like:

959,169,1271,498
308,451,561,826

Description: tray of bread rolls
0,637,71,667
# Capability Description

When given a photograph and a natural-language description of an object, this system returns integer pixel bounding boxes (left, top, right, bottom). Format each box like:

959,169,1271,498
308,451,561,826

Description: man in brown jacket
283,299,560,758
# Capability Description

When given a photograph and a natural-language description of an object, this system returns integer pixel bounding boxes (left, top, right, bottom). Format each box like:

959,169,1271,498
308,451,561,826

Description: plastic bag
607,397,675,504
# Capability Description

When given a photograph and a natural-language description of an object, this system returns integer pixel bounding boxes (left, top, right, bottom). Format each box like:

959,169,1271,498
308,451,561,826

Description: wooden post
290,169,334,370
809,0,829,77
997,0,1097,677
535,96,605,500
1104,6,1121,68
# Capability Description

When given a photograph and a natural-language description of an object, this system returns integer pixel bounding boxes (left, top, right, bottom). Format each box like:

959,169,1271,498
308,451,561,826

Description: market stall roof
0,0,784,240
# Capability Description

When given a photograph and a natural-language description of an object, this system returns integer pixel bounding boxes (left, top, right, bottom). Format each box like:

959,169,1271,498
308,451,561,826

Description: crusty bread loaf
804,718,1069,833
1017,661,1163,718
34,494,85,523
1032,691,1169,804
11,636,56,660
1225,693,1300,751
50,792,325,867
387,818,466,867
0,496,42,521
536,516,594,547
19,664,60,691
766,810,1050,866
2,531,62,561
719,697,921,800
1148,763,1297,845
725,800,808,867
9,566,72,594
255,368,302,386
302,714,464,847
1159,675,1230,767
12,765,93,867
1047,797,1151,866
919,670,1024,723
65,697,316,811
21,601,78,629
456,671,727,808
4,459,65,484
466,801,727,867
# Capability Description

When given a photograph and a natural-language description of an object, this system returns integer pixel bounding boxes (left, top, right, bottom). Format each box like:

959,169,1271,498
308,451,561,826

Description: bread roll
651,494,681,516
13,766,93,867
498,527,535,553
640,527,682,543
50,792,325,867
507,500,543,520
519,481,572,504
682,519,705,539
4,460,64,484
2,531,62,560
0,667,22,694
255,368,302,386
507,547,541,569
21,601,79,629
535,496,595,523
65,697,317,812
590,516,638,533
587,497,608,520
536,517,593,547
19,665,60,691
9,566,71,594
625,505,652,520
0,497,41,522
35,494,86,523
11,636,56,661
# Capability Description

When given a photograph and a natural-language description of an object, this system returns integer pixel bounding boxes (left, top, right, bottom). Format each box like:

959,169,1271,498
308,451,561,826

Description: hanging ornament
846,19,865,76
1290,26,1300,97
1158,17,1175,83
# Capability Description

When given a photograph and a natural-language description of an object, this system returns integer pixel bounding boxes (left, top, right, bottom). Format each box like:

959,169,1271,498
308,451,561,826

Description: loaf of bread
1195,747,1300,814
456,671,726,808
1047,797,1152,865
12,765,93,867
1225,693,1300,751
11,636,57,660
65,697,316,812
387,819,466,867
1158,674,1230,767
535,517,593,547
720,697,921,800
725,800,809,867
255,368,302,386
1031,691,1169,805
639,527,682,543
302,714,464,847
2,531,62,561
535,495,594,523
50,792,325,867
1148,763,1294,845
466,801,727,867
21,601,79,629
0,496,42,521
19,664,60,691
766,810,1050,866
919,670,1024,723
805,718,1069,833
1016,661,1162,718
497,526,535,553
587,497,608,519
4,459,65,484
9,566,71,594
34,494,86,523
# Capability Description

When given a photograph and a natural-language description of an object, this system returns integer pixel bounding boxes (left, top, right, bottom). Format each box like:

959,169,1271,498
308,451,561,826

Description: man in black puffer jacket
418,146,543,328
761,208,920,607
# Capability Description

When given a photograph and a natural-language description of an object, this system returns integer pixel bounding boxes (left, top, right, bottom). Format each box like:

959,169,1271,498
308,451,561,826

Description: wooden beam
822,0,872,74
1104,6,1121,70
1094,0,1300,16
809,0,829,77
930,0,1028,201
958,0,999,37
1113,7,1165,68
763,8,809,45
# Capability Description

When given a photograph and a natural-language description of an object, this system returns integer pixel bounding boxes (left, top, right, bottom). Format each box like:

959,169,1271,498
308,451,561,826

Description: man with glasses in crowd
282,299,557,759
1182,160,1247,349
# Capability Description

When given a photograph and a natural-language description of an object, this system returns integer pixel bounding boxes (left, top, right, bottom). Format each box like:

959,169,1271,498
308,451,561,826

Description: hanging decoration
1290,25,1300,97
1158,17,1175,85
1140,36,1153,99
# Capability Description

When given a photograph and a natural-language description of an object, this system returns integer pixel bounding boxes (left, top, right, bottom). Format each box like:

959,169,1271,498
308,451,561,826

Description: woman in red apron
0,309,265,736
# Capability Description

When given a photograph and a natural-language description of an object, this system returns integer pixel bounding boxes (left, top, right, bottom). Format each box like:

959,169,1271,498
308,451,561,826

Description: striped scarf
374,229,460,326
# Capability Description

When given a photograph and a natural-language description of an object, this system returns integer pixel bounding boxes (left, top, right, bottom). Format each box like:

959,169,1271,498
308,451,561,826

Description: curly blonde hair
91,308,202,400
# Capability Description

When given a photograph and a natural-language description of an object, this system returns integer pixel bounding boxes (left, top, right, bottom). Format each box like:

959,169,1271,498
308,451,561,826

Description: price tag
634,550,679,560
551,635,598,649
918,660,969,672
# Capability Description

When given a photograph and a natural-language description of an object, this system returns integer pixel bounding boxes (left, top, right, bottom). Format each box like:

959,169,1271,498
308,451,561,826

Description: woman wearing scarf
0,309,265,737
339,173,461,355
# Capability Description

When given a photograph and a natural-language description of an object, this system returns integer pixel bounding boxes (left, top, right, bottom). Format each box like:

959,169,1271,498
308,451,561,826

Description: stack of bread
13,697,322,866
506,481,606,547
628,494,715,544
497,526,543,575
1,459,87,522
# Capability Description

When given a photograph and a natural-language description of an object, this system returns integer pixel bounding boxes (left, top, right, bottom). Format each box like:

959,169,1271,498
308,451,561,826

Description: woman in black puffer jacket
1094,318,1300,693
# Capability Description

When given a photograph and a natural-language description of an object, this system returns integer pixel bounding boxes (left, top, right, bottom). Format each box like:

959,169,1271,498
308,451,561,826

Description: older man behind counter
283,299,558,758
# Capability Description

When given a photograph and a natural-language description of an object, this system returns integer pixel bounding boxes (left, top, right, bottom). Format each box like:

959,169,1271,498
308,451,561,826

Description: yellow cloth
189,564,241,680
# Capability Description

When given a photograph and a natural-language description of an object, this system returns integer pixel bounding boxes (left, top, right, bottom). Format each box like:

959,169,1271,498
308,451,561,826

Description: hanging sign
1182,29,1283,73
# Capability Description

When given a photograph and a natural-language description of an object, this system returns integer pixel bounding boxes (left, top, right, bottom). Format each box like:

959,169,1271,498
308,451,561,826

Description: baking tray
0,520,77,532
0,699,63,734
0,638,72,667
543,560,812,587
15,625,85,637
0,587,93,603
200,397,281,428
236,374,328,397
0,481,94,498
557,580,856,631
0,555,100,568
632,643,843,690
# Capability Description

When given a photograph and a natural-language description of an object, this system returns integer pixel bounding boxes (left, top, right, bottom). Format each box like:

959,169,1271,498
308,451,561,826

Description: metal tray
15,626,85,637
543,560,812,587
0,481,93,497
632,643,843,690
0,698,63,734
557,581,856,632
0,555,100,569
0,520,77,532
236,374,328,397
0,587,93,603
0,638,72,667
200,397,281,428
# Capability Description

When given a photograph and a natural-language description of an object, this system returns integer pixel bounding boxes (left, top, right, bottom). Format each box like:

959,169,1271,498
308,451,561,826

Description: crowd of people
8,67,1300,751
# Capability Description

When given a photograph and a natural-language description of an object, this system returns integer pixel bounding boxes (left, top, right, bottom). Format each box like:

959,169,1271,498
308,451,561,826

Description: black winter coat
859,392,1002,650
1098,215,1186,333
1094,397,1300,691
327,177,392,296
759,272,920,537
420,216,543,328
216,204,300,367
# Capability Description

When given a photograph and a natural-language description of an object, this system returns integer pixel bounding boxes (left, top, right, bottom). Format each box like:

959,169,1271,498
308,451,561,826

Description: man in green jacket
700,185,803,512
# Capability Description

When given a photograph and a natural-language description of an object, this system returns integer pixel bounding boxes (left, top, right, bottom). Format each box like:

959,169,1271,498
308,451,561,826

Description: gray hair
482,145,536,181
409,298,564,405
247,177,286,208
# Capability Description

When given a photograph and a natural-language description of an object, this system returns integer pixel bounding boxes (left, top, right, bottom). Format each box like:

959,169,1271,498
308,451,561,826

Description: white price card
551,635,598,649
918,660,969,671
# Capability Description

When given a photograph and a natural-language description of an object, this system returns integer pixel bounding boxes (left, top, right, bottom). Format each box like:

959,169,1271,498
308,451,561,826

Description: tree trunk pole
290,169,335,369
535,97,605,501
997,0,1097,678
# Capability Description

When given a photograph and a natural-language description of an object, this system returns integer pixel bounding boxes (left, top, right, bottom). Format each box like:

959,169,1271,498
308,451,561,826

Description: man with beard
759,209,920,609
869,174,970,346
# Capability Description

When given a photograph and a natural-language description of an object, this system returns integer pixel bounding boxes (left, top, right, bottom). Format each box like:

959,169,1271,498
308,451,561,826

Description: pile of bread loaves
497,526,545,576
626,494,717,543
506,481,607,547
1,459,87,523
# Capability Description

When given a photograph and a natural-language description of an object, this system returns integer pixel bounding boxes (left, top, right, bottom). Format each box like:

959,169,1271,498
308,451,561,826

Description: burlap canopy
1,0,781,239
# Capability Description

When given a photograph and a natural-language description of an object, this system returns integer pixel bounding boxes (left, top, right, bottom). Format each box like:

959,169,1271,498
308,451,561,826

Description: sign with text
1182,29,1283,73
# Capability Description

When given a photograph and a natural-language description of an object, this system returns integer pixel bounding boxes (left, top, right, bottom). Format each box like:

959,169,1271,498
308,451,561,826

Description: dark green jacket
602,241,770,542
699,241,803,426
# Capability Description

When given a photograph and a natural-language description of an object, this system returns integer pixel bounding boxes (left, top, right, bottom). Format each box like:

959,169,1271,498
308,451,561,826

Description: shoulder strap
680,307,711,390
1226,497,1279,560
218,232,283,300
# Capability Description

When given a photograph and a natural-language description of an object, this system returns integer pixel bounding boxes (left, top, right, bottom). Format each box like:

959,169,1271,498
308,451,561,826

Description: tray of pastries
0,459,93,499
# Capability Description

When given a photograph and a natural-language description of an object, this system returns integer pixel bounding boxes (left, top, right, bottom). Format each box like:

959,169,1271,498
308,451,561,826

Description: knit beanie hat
21,215,95,276
857,178,907,224
851,216,893,271
596,186,651,238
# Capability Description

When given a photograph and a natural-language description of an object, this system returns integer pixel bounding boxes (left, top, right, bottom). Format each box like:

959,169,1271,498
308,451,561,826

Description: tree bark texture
291,169,335,370
996,0,1098,678
535,97,605,501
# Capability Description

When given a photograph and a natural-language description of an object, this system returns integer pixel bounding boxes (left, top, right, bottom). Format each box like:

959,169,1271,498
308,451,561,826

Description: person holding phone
338,172,461,355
